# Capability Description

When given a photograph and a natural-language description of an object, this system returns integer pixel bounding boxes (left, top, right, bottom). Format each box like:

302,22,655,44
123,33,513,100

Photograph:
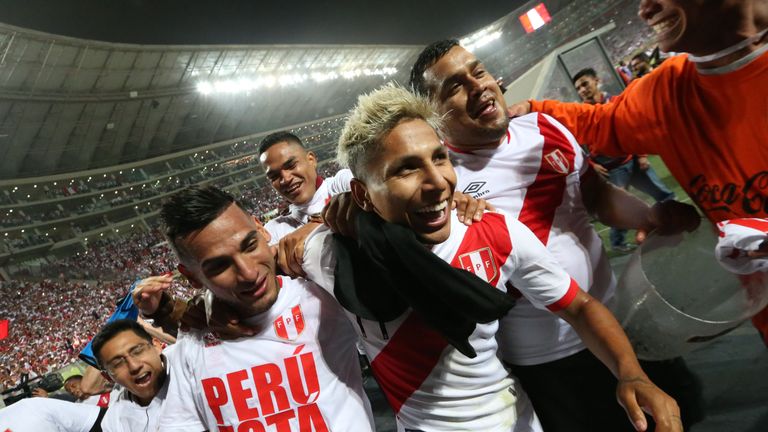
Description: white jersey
102,348,176,432
159,276,374,432
0,398,101,432
304,211,577,431
450,113,616,365
716,218,768,274
265,169,353,243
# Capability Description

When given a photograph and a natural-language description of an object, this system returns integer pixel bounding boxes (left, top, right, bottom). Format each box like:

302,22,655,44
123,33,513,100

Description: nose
422,162,450,195
638,0,662,21
126,356,142,373
467,74,486,99
234,255,260,283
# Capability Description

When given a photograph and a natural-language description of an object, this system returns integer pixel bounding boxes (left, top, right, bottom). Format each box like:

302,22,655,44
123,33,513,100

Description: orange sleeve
529,57,686,157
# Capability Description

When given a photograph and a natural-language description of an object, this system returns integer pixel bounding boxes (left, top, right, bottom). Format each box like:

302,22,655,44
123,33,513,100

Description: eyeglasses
105,342,152,374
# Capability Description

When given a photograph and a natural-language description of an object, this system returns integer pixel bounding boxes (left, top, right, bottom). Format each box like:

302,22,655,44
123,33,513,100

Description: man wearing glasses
92,319,174,432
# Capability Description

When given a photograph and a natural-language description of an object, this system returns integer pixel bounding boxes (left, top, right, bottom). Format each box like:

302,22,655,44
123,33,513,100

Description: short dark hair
160,185,242,249
572,68,598,84
91,319,152,368
64,374,83,383
258,131,304,155
409,39,460,96
631,52,650,63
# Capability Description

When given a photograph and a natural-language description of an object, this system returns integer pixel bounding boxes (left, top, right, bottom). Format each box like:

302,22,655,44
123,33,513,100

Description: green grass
593,156,691,259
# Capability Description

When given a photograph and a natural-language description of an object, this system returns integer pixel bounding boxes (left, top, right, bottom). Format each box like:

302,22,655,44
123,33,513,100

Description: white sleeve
326,169,354,196
0,398,100,432
504,215,579,311
541,113,590,177
302,225,337,294
157,334,208,431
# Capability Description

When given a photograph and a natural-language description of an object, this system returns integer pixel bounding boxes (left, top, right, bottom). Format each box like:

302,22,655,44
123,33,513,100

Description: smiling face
423,46,509,151
176,203,279,317
260,141,319,205
352,118,456,245
98,330,164,406
638,0,743,55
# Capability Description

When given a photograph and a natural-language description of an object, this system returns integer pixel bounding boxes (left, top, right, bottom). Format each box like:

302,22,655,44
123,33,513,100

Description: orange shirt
531,52,768,223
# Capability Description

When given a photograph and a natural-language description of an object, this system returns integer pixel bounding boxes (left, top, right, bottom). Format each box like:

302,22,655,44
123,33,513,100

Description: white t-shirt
0,398,101,432
159,276,374,432
304,211,576,431
101,349,176,432
450,112,616,365
264,169,353,243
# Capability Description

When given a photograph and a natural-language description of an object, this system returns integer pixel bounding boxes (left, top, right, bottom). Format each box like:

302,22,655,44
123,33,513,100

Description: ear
253,217,273,244
177,264,202,289
350,178,374,212
306,150,317,167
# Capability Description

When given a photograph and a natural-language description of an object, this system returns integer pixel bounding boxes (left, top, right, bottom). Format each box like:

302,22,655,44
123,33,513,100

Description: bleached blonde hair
337,83,444,179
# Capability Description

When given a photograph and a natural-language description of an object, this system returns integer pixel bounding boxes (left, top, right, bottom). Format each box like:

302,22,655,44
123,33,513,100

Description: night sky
0,0,525,46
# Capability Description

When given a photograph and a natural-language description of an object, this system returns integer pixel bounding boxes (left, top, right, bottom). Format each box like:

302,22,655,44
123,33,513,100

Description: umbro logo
463,181,487,194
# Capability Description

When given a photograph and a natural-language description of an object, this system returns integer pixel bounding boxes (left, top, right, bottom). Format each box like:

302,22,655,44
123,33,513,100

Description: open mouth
133,371,152,387
650,14,681,41
472,97,497,119
282,181,302,197
412,199,450,230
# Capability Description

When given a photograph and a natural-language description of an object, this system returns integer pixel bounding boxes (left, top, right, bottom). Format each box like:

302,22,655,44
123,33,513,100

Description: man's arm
505,217,681,432
556,291,681,432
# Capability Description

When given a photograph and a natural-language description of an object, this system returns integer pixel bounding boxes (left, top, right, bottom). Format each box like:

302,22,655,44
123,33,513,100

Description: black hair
64,374,83,383
631,52,650,63
258,131,304,155
91,319,152,368
160,185,242,248
572,68,598,84
409,39,460,96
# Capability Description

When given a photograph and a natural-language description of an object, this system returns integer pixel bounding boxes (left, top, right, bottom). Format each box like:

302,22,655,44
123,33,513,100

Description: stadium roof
0,23,425,180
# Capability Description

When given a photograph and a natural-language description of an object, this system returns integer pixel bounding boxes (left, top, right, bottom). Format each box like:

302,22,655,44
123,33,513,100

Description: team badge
458,247,498,283
274,305,305,341
544,149,570,175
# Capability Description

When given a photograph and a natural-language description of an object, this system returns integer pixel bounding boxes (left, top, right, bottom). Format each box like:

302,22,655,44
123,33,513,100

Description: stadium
0,0,766,431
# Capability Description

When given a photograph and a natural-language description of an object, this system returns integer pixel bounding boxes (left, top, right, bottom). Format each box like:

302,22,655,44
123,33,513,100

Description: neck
694,14,768,69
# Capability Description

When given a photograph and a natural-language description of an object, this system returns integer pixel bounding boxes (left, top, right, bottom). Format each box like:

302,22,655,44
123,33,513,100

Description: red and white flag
273,305,305,341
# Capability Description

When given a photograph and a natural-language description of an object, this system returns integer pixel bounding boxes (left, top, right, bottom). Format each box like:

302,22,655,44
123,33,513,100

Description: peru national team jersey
450,113,616,365
303,211,577,431
158,276,374,432
265,169,353,244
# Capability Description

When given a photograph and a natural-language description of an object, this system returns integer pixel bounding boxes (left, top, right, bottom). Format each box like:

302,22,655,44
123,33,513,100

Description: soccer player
299,84,681,432
409,40,701,431
91,319,173,432
137,186,374,432
0,397,104,432
520,0,768,347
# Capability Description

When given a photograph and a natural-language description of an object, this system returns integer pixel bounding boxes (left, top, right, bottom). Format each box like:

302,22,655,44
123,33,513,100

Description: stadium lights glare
461,28,503,51
197,67,398,95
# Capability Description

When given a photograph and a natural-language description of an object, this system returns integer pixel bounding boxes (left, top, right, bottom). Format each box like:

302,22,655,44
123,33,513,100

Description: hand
591,162,610,179
207,294,258,340
276,221,322,278
452,191,496,225
507,101,531,118
132,274,173,316
617,375,682,432
644,200,701,236
748,240,768,258
32,388,49,398
637,156,651,171
321,192,361,238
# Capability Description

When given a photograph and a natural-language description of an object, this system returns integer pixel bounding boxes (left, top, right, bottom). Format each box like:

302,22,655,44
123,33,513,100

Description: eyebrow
199,230,259,270
265,156,296,178
439,59,481,94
